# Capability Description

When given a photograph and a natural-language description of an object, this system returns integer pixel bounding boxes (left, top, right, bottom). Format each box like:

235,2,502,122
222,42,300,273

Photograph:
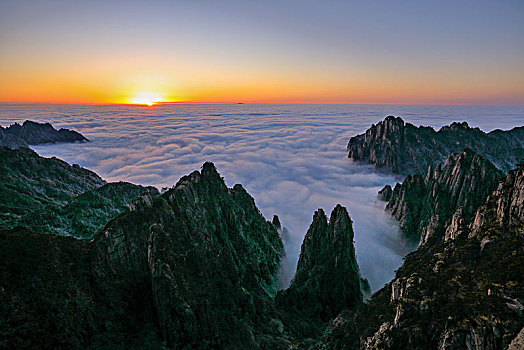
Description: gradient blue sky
1,0,523,104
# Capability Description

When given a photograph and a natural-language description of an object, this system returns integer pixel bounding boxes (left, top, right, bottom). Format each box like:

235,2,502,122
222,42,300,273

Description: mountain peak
384,148,504,245
0,120,87,148
347,116,524,174
276,205,362,325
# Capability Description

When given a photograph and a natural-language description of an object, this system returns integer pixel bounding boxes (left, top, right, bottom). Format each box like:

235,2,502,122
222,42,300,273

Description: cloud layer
1,103,523,291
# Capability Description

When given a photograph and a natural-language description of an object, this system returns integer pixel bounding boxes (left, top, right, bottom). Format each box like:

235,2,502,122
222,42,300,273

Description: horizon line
1,101,524,107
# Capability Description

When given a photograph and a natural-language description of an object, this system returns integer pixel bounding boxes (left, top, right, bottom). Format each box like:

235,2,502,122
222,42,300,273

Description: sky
1,0,523,105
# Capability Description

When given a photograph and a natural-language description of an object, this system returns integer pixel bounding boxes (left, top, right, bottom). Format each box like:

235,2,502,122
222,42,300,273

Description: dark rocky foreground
0,161,284,349
0,120,87,148
347,116,524,175
319,161,524,349
0,150,364,348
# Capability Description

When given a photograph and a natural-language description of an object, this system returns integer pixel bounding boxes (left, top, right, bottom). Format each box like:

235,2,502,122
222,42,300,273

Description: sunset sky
1,0,523,105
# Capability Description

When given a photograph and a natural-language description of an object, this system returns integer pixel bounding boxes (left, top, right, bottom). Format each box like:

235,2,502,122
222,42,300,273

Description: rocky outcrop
97,162,286,348
377,184,392,201
0,146,104,228
470,163,524,235
348,116,524,175
276,205,362,338
0,162,287,349
19,181,159,238
382,149,503,245
0,120,87,148
318,163,524,350
0,128,28,149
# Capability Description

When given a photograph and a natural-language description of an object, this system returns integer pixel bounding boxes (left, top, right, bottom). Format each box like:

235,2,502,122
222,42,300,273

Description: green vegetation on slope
0,146,158,238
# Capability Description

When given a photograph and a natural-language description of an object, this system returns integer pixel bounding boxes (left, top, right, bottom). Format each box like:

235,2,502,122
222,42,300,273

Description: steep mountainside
0,120,87,148
276,206,362,339
347,116,524,175
0,162,287,349
0,146,104,228
319,163,524,349
19,181,159,238
97,162,285,348
0,128,28,149
381,149,503,245
0,147,157,237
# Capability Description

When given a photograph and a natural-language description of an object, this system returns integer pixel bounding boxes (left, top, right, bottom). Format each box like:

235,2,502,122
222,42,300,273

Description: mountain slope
319,163,524,350
0,162,287,349
0,146,105,227
19,181,159,238
97,162,285,348
347,116,524,175
0,147,158,237
381,149,503,245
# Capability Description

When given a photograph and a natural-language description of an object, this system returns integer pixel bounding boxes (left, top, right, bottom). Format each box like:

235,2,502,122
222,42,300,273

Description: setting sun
127,92,167,106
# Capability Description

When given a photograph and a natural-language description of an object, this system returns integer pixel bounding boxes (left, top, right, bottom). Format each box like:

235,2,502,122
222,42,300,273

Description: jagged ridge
381,149,503,245
0,161,287,349
0,120,87,149
96,162,285,348
276,205,362,341
348,116,524,175
319,160,524,350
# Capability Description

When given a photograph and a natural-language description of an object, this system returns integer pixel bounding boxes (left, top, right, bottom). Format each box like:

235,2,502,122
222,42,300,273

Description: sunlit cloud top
1,0,523,105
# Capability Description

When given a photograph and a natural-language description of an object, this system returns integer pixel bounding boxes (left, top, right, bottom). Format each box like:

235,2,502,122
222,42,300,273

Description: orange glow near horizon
125,92,169,106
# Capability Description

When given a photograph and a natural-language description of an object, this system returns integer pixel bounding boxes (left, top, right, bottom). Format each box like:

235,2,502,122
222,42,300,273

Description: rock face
470,162,524,234
0,162,287,349
377,184,392,201
19,181,159,238
276,205,362,339
0,147,158,238
382,149,503,245
348,116,524,175
98,162,285,348
0,128,29,148
0,226,164,349
0,120,87,148
0,146,104,228
318,163,524,350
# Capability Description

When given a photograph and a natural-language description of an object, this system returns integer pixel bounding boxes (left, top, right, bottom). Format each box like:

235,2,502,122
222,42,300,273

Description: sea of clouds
1,103,523,291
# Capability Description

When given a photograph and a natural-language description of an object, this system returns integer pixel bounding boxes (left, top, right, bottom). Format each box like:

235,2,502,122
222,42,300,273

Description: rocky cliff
382,149,503,245
97,162,285,348
319,162,524,349
276,206,362,339
0,162,287,349
347,116,524,175
19,181,159,238
0,120,87,148
470,162,524,233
